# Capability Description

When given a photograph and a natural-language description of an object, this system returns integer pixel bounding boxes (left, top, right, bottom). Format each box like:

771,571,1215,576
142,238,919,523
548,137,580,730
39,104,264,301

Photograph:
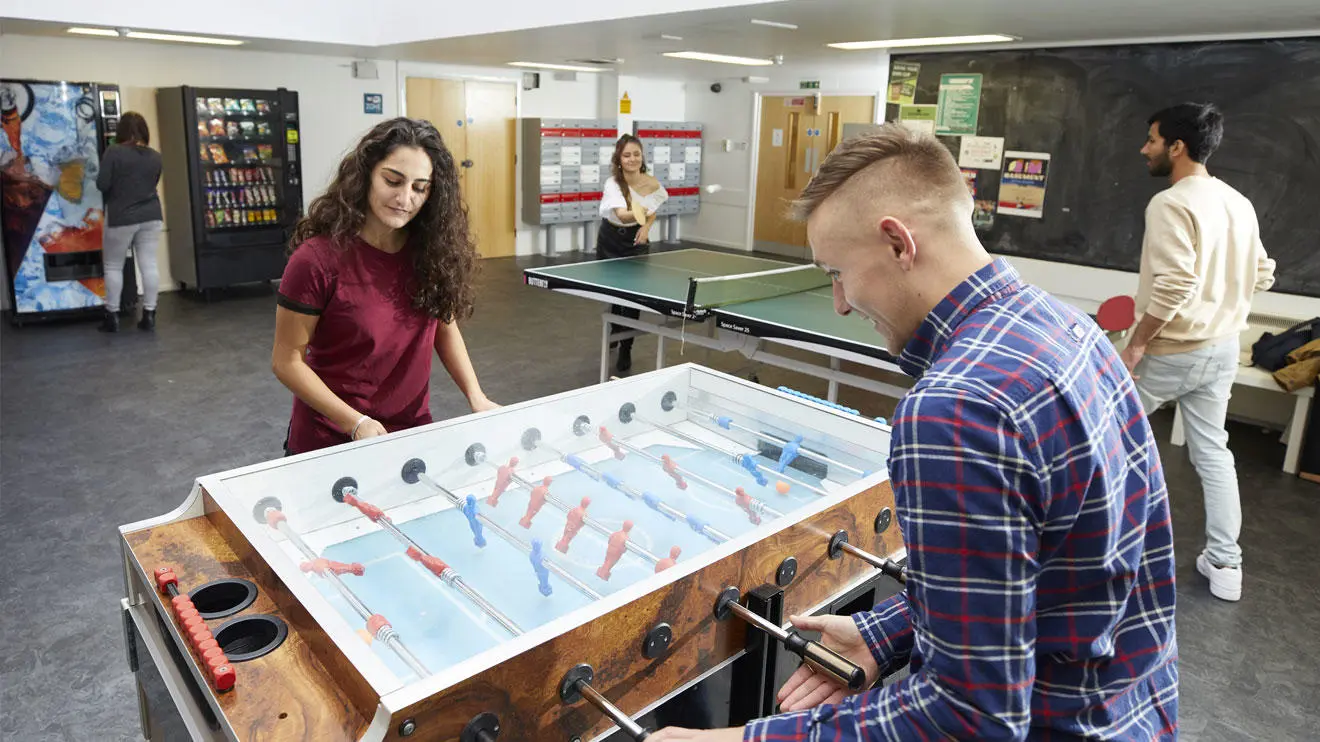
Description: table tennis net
684,263,832,313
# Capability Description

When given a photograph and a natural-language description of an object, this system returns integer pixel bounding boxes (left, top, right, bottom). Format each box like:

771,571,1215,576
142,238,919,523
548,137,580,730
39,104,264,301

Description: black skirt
596,221,647,260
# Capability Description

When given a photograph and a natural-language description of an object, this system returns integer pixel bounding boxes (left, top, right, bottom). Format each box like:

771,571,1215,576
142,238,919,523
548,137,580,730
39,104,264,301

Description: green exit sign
799,80,820,90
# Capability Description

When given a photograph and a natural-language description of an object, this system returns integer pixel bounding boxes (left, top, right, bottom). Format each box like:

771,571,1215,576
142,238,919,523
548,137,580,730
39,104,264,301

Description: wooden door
462,81,517,258
813,96,876,176
405,77,516,258
406,78,467,171
754,96,814,253
753,95,875,255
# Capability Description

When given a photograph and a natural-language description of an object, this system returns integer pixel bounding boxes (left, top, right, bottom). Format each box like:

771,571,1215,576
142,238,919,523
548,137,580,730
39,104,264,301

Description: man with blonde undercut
651,124,1178,741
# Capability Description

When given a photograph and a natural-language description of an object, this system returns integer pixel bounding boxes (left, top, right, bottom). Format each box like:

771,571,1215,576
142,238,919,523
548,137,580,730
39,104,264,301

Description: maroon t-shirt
278,235,437,454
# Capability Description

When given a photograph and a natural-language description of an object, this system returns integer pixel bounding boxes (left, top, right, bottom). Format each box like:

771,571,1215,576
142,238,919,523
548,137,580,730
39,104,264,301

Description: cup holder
215,615,288,662
188,578,258,619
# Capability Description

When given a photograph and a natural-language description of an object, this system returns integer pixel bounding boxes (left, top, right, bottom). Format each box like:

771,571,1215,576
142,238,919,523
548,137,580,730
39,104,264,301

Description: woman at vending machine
597,133,668,373
96,111,162,332
271,117,499,455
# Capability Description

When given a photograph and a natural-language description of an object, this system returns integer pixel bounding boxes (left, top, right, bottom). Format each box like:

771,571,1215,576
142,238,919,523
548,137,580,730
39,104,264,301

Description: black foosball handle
560,664,651,740
715,586,867,691
829,530,907,584
783,631,866,690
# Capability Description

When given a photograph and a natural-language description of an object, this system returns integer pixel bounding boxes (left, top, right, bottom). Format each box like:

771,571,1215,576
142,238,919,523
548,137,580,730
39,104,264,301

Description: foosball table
118,364,905,741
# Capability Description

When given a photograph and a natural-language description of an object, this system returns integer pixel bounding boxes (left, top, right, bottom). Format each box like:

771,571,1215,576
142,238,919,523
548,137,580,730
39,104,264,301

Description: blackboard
888,38,1320,297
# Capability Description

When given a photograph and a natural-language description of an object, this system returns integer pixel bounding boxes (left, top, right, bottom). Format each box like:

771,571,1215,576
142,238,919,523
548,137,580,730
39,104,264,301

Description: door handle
461,159,474,168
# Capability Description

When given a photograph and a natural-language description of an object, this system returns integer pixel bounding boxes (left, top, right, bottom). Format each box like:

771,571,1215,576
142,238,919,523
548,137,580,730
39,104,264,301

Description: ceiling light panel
66,27,120,37
662,51,775,66
829,34,1016,50
508,62,610,73
125,31,244,45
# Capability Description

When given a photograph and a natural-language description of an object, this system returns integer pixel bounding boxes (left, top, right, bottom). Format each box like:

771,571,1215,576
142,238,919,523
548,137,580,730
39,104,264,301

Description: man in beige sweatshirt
1121,102,1276,603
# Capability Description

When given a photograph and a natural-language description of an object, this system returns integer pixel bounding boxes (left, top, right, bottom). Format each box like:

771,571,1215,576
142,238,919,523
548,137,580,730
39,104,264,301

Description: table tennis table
523,248,910,403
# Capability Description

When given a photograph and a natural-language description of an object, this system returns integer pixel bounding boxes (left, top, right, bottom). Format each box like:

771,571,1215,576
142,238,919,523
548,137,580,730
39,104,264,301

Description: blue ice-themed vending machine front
1,80,109,318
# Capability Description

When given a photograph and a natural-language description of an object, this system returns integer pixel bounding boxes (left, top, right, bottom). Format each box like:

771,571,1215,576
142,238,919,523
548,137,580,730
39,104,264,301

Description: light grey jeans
103,220,162,311
1134,338,1242,567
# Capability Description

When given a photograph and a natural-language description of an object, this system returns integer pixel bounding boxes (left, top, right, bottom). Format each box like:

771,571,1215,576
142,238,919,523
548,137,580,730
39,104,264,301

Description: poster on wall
961,168,978,195
935,73,983,136
998,151,1051,218
958,135,1004,169
961,167,996,229
887,61,921,105
898,104,937,135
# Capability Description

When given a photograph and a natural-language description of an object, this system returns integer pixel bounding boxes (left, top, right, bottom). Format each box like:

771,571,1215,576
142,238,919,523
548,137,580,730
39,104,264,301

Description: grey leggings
102,220,162,311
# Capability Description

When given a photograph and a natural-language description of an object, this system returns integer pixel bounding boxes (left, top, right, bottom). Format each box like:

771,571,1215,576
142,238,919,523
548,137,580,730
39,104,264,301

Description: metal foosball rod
828,530,906,584
629,411,830,498
524,428,732,544
475,451,662,566
329,481,525,636
396,461,605,601
691,406,869,478
559,664,651,740
594,422,785,525
252,498,431,678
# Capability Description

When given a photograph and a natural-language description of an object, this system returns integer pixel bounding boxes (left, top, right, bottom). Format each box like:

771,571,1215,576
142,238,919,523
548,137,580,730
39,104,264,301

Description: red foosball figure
596,520,633,580
519,476,552,528
655,545,681,573
488,457,518,506
556,496,592,553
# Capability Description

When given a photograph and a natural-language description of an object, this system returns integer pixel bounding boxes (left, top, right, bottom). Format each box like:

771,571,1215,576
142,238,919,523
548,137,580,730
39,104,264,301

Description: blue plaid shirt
746,259,1179,741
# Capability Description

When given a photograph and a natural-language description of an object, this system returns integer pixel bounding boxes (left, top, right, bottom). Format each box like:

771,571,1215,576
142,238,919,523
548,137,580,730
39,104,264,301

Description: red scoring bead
154,568,178,594
212,665,236,692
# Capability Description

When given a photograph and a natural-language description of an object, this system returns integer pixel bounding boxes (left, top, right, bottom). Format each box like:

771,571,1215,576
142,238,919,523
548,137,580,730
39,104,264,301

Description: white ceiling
0,0,779,47
379,0,1320,75
3,0,1319,78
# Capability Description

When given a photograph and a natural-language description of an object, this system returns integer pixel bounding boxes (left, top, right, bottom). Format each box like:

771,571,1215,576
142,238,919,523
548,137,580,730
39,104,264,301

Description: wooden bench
1171,363,1314,475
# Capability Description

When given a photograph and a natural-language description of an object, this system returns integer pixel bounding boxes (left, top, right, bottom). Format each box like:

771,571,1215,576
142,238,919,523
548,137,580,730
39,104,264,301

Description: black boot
97,308,119,333
137,308,156,331
616,343,633,373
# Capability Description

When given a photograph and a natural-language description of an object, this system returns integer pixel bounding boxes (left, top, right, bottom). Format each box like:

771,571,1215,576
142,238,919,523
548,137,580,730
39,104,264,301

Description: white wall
679,54,890,248
617,75,688,134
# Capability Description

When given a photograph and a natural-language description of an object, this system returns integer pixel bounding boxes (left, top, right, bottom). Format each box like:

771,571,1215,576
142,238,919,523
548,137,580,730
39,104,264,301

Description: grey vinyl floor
2,247,1317,741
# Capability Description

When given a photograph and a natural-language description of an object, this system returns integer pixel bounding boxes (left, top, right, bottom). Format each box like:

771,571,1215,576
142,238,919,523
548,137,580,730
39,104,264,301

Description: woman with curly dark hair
272,117,497,455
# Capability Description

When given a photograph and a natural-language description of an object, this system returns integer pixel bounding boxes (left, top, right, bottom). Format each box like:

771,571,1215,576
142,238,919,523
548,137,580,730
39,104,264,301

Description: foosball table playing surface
118,364,905,741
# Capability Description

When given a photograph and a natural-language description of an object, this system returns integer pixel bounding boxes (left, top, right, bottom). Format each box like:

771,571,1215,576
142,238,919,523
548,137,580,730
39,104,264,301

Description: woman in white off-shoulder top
596,133,668,373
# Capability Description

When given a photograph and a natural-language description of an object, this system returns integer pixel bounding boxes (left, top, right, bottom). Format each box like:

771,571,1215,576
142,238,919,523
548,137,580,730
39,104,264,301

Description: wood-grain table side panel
123,506,371,742
203,489,381,723
387,481,901,741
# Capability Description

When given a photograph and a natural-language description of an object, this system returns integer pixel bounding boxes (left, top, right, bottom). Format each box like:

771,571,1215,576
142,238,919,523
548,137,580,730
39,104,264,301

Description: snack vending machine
1,78,123,324
156,86,303,296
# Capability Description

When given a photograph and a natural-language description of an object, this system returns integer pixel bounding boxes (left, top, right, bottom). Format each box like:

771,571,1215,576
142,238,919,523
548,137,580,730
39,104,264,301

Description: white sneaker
1196,552,1242,602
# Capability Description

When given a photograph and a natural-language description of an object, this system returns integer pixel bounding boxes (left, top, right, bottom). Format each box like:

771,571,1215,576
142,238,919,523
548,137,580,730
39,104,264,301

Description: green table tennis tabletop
526,249,795,302
524,248,889,358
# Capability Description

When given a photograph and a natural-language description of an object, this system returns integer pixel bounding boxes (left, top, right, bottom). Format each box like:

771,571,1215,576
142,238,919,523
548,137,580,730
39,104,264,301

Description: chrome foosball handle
559,664,651,740
828,530,907,584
